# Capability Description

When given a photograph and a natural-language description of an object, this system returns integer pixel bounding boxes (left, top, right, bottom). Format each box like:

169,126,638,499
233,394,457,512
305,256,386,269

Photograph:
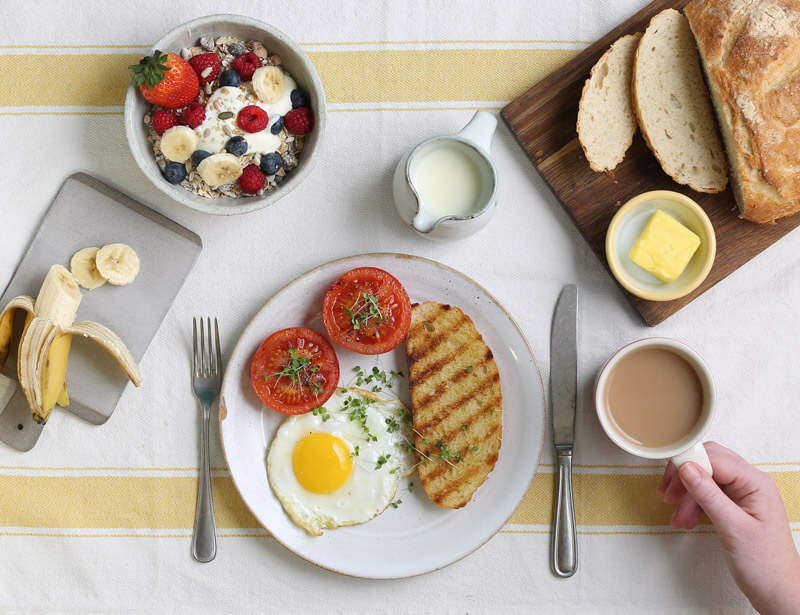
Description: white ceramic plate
219,253,545,578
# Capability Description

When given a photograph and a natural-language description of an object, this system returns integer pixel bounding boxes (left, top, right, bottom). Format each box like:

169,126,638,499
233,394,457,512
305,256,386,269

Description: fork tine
214,318,221,377
206,317,213,375
200,317,206,376
192,317,198,376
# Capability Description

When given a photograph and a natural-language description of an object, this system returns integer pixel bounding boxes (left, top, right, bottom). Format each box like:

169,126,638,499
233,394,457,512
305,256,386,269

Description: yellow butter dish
628,209,701,283
605,190,716,302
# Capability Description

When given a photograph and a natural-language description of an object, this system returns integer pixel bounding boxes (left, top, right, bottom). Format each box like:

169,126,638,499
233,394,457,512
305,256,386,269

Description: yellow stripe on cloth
2,471,800,531
0,49,578,108
0,475,260,530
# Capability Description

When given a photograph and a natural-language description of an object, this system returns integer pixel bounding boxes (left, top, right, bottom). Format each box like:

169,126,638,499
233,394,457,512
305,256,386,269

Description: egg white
267,388,416,536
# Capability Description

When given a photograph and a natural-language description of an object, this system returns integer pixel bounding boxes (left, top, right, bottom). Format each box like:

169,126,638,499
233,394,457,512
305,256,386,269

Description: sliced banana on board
70,247,107,290
160,125,198,163
252,66,285,103
95,244,140,286
197,153,243,187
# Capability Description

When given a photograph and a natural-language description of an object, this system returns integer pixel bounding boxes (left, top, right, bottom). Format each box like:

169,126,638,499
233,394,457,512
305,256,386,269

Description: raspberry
238,164,265,194
231,52,262,81
237,105,269,133
284,107,313,135
188,53,221,85
180,102,206,128
152,109,181,136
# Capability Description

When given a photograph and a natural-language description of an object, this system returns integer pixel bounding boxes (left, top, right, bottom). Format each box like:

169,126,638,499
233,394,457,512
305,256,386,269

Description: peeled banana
197,153,243,187
252,66,285,103
160,126,198,163
70,247,106,289
0,264,141,424
95,244,140,286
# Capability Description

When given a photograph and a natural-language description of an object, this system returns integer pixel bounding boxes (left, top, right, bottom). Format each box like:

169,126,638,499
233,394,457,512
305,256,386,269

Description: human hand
657,442,800,614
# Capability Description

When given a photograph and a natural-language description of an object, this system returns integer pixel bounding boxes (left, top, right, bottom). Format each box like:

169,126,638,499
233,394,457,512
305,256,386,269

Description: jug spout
412,209,440,234
456,110,497,156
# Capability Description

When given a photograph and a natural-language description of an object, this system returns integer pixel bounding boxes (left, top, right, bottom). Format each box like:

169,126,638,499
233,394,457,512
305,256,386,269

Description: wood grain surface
501,0,800,326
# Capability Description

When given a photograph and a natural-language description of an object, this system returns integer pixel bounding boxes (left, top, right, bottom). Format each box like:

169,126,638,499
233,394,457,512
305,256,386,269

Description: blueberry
219,69,242,87
270,116,285,135
164,162,187,184
191,150,211,166
226,136,248,156
290,89,308,109
260,152,283,176
229,43,247,56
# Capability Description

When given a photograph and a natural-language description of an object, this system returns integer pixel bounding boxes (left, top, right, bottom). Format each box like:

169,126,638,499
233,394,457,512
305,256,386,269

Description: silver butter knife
551,284,578,577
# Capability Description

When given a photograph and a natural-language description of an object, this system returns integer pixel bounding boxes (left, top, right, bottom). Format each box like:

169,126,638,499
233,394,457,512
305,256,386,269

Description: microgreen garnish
461,424,468,431
465,365,473,373
435,440,465,463
471,446,479,452
345,292,386,331
376,454,391,469
269,348,325,398
352,365,404,392
311,406,330,422
350,445,360,458
391,482,414,508
385,416,399,433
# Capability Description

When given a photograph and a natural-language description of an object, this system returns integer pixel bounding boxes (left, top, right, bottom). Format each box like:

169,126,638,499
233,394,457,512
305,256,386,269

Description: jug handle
456,111,497,156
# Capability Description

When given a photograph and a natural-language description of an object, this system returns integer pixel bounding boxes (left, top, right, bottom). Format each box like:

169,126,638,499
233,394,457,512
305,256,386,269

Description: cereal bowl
124,15,326,215
605,190,716,302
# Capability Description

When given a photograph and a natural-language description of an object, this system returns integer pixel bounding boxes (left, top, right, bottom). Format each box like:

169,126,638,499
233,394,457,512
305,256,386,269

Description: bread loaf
406,302,502,509
632,9,729,193
685,0,800,223
577,33,642,172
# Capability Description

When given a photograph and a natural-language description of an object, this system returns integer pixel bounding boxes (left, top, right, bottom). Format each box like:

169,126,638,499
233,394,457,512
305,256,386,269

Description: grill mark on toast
420,422,502,482
408,324,473,385
414,355,494,409
437,393,503,442
414,370,500,432
431,464,482,507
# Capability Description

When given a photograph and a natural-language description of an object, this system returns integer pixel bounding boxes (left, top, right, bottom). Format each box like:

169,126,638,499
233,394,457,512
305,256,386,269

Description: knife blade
550,284,578,578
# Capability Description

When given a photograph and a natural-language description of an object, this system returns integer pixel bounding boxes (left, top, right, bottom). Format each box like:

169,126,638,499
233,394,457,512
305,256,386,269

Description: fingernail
679,462,702,487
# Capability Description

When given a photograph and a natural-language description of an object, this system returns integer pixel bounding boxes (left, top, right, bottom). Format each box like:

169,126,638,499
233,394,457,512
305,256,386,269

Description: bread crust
632,8,728,193
685,0,800,223
577,33,642,172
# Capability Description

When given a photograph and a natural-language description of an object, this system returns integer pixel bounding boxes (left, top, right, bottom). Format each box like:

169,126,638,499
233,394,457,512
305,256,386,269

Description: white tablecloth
2,1,798,612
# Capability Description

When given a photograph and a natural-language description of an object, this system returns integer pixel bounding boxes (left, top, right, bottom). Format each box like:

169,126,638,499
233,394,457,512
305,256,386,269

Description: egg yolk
292,433,353,494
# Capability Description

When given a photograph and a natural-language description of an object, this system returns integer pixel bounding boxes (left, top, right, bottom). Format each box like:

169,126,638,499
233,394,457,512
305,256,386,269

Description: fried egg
267,388,416,536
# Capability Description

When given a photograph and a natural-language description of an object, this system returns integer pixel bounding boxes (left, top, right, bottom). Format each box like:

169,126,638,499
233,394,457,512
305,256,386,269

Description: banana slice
95,244,140,286
252,66,285,104
197,153,243,187
70,247,107,290
159,126,198,163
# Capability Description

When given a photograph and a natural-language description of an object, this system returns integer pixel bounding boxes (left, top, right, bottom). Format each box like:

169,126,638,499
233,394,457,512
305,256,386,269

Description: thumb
678,462,742,529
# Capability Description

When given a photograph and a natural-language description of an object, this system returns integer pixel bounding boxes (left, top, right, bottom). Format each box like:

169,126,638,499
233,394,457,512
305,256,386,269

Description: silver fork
191,317,221,563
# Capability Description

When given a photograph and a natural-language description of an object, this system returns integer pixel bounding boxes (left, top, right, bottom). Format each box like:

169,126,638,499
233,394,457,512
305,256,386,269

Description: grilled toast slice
406,302,502,509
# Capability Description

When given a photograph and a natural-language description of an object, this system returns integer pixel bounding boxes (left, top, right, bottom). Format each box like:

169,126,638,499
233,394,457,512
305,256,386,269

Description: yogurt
194,77,296,155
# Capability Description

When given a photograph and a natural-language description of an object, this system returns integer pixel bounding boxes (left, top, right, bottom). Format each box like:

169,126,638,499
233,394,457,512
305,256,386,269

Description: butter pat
628,210,701,282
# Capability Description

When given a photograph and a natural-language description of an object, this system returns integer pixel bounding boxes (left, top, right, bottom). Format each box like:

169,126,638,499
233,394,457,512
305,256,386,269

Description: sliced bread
577,33,642,172
406,302,502,509
632,8,728,193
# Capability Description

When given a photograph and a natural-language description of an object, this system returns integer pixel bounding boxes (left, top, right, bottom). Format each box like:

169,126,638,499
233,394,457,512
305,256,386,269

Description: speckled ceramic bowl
124,15,326,215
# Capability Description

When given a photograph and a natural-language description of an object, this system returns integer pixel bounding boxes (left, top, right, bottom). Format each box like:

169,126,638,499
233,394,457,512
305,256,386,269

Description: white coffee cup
594,338,715,475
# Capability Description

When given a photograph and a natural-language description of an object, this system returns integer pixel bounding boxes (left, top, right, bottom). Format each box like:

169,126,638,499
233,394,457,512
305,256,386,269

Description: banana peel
0,264,141,424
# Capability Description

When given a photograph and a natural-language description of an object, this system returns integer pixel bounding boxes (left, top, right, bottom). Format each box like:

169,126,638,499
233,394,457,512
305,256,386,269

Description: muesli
129,36,314,198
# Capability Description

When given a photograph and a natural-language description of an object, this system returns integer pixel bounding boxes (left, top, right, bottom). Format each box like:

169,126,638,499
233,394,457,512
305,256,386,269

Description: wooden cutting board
502,0,800,326
0,174,202,451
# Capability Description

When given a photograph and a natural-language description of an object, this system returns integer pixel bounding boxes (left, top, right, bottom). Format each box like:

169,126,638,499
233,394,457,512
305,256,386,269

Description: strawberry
129,51,199,109
151,109,181,136
238,164,265,194
231,52,262,81
181,102,206,128
284,107,313,135
188,53,221,85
